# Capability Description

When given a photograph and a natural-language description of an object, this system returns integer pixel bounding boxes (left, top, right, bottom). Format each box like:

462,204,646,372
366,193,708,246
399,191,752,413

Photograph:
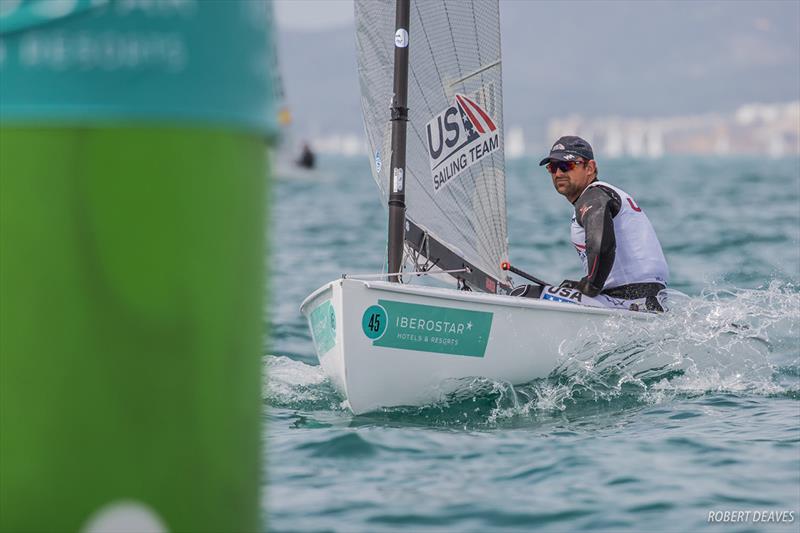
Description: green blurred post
0,2,276,532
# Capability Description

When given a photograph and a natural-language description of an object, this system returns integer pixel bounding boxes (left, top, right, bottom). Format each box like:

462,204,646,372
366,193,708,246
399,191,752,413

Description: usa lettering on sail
426,93,500,192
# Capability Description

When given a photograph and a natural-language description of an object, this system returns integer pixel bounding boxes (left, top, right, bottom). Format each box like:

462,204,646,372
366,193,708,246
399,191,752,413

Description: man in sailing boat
296,142,316,170
536,136,669,311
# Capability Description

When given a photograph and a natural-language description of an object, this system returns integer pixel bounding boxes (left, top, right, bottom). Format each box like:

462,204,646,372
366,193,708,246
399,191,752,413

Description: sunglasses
546,160,587,174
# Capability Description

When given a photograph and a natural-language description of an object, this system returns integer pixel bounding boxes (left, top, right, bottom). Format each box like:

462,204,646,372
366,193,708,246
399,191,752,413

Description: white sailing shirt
570,181,669,289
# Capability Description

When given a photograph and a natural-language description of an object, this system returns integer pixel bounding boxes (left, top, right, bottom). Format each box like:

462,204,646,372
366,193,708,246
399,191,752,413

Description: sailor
538,135,669,311
296,142,316,169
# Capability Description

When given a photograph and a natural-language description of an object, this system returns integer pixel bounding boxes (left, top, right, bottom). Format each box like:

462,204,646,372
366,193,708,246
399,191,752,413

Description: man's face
547,159,596,203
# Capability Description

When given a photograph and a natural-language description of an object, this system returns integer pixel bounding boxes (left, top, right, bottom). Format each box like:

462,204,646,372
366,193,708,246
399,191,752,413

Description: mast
386,0,410,282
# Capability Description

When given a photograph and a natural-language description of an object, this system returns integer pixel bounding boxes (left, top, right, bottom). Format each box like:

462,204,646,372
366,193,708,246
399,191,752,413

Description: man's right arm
572,186,621,295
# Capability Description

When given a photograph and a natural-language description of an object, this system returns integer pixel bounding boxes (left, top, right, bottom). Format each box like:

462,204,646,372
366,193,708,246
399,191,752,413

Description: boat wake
265,282,799,425
263,355,348,412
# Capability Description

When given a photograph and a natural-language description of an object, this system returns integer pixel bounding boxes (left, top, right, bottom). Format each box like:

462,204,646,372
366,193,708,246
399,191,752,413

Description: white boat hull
300,278,650,414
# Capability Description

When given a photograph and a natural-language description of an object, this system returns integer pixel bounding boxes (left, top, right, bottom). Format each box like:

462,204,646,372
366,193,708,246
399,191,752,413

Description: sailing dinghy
300,0,653,414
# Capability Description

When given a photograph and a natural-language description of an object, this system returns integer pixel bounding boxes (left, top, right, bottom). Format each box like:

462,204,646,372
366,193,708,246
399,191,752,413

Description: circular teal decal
362,305,387,340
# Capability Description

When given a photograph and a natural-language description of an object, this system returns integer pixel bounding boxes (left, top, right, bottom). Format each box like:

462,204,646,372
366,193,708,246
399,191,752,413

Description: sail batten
356,0,508,285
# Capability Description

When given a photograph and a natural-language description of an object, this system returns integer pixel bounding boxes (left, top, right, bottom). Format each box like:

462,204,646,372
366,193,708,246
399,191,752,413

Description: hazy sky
274,0,353,30
273,0,800,139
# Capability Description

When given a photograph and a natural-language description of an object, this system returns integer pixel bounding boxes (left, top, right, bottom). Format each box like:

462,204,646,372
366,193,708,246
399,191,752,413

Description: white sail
356,0,508,282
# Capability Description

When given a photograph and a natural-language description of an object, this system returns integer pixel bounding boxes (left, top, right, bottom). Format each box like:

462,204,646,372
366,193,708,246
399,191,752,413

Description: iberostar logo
426,93,500,192
361,299,493,357
310,300,336,354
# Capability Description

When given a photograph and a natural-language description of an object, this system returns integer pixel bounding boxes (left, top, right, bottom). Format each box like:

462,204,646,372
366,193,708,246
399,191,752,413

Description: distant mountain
275,0,800,144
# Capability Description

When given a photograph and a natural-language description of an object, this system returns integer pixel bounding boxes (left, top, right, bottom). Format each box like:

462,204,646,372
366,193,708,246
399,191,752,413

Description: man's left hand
575,277,601,297
558,278,602,297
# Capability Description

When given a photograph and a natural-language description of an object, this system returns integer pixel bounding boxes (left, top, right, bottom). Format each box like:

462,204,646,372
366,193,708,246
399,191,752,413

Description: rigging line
444,0,505,267
486,98,508,260
409,244,421,271
413,1,448,104
406,237,442,274
409,230,433,272
404,233,422,271
438,1,501,268
462,132,503,268
471,0,483,65
407,245,432,274
468,0,502,266
411,1,494,253
404,21,436,131
470,1,506,266
447,59,501,87
483,10,509,264
477,132,506,268
342,268,468,280
422,231,433,269
442,0,462,77
464,97,505,268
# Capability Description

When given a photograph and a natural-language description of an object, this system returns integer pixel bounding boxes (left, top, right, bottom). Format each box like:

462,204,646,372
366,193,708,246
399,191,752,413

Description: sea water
264,156,799,532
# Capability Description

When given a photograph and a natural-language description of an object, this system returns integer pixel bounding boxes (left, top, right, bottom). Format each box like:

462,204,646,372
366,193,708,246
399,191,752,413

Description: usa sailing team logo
426,93,500,192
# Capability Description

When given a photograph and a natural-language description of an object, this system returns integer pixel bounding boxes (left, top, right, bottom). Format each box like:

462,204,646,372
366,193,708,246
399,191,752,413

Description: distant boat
267,9,323,180
300,0,652,415
296,142,316,170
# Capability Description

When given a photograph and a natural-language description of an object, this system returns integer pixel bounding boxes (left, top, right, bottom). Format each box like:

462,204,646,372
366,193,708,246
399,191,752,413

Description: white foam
263,355,337,408
554,283,797,398
479,283,799,420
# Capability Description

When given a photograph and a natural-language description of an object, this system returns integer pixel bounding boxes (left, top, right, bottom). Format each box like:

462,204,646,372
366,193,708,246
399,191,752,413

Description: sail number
362,305,388,340
367,314,381,332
